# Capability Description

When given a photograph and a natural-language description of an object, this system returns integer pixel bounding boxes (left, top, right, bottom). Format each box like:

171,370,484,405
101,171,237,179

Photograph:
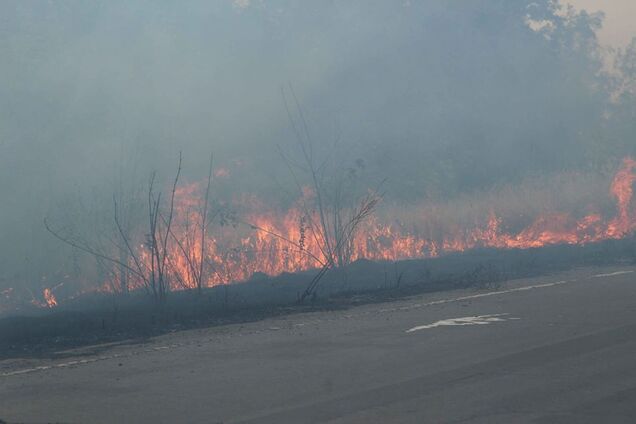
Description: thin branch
113,196,149,287
240,220,326,267
198,152,214,293
44,218,144,280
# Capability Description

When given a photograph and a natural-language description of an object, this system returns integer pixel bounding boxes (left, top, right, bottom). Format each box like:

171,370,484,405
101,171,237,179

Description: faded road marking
406,313,517,333
2,269,632,378
0,344,180,378
592,270,634,278
380,280,570,314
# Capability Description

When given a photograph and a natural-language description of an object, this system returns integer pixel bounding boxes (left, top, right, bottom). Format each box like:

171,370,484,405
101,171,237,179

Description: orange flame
32,156,636,307
43,288,58,308
607,157,636,237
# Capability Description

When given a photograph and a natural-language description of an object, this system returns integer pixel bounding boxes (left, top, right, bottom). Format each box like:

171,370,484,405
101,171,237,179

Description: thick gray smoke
1,1,635,300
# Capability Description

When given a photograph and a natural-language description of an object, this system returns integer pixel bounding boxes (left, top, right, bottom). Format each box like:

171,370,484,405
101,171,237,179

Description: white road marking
0,280,571,378
2,269,632,378
406,313,517,333
592,270,634,278
0,344,184,377
380,280,569,314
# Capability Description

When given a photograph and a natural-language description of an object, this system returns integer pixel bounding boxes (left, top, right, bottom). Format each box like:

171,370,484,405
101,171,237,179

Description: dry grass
378,169,614,237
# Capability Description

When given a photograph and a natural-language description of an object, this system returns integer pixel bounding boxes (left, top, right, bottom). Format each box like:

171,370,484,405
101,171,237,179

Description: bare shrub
250,86,383,302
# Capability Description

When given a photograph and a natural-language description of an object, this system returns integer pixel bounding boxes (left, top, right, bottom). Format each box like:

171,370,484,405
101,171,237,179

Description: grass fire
26,156,636,310
2,2,636,423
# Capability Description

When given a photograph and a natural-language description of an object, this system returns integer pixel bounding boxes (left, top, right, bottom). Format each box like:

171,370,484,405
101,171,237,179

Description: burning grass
2,157,635,313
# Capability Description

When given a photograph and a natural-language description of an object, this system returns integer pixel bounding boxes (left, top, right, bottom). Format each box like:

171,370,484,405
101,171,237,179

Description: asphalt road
2,265,636,423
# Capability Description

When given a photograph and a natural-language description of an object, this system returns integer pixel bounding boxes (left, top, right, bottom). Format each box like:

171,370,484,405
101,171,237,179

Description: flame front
2,160,632,312
96,157,636,295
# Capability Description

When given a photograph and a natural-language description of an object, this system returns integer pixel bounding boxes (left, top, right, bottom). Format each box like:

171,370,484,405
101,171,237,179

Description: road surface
2,265,636,423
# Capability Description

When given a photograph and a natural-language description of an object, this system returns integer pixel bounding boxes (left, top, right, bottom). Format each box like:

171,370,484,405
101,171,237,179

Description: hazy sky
566,0,636,48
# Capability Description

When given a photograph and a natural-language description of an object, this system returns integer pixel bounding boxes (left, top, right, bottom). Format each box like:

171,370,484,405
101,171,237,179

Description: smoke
1,1,635,305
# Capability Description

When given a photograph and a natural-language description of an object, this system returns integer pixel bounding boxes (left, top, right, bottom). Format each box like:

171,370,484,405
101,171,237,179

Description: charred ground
2,236,634,360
